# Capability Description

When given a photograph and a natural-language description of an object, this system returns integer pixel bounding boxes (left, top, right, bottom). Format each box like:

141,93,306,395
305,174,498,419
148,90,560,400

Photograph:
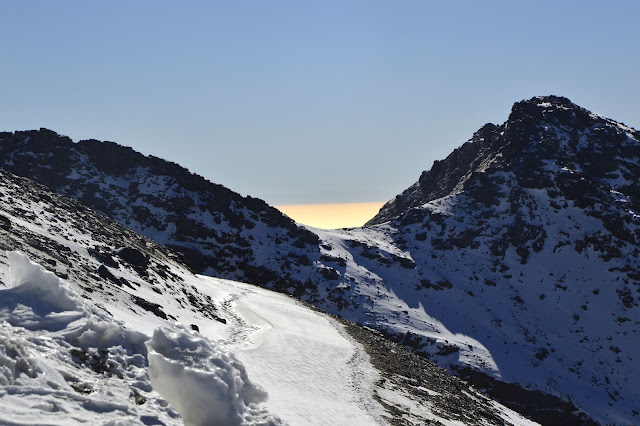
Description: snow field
311,227,501,376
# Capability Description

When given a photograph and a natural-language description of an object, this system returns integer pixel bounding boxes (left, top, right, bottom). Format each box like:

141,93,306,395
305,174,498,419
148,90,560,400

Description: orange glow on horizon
275,202,385,229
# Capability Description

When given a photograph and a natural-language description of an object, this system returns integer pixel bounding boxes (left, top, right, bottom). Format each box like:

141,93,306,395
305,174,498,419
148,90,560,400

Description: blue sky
1,1,639,205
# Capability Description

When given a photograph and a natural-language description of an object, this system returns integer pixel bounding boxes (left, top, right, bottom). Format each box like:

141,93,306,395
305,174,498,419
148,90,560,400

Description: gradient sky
1,1,639,207
276,202,385,229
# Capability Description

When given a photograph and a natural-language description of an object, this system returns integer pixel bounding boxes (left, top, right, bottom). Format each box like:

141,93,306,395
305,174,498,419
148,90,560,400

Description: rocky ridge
0,129,329,293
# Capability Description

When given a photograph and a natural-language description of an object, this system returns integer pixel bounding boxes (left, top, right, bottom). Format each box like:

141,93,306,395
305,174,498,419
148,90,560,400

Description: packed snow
196,276,387,425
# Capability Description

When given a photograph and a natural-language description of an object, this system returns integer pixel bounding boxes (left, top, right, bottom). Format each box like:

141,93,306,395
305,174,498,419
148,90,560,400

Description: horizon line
275,201,386,229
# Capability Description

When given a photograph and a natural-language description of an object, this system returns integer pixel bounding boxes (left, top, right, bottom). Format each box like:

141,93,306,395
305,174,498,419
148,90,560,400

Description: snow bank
65,318,149,356
0,252,280,425
3,251,85,331
146,326,282,426
0,252,180,424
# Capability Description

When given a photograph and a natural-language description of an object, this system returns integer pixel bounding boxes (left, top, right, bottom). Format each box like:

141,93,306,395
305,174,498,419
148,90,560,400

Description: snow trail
196,276,388,426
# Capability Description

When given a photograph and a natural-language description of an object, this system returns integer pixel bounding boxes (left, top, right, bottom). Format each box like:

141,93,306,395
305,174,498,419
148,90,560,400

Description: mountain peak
521,94,573,107
505,95,594,133
511,95,580,115
368,96,640,225
359,97,640,422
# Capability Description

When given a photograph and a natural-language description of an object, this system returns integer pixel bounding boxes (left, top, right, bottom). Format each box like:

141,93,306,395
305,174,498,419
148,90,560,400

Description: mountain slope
0,168,533,424
0,129,323,290
350,96,640,423
2,95,639,423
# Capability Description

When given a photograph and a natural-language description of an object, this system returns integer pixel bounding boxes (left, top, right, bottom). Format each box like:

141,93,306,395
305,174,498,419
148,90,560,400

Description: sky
276,201,385,229
1,1,639,213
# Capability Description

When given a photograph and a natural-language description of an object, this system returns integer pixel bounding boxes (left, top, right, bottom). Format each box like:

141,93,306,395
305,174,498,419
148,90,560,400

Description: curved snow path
198,276,387,426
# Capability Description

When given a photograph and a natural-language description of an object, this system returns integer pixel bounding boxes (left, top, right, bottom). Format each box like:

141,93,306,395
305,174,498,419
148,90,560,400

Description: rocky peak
357,98,640,423
507,95,582,123
368,95,640,225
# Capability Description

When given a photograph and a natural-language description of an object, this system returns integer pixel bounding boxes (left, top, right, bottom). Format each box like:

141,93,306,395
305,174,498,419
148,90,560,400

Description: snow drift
0,251,280,425
147,326,280,426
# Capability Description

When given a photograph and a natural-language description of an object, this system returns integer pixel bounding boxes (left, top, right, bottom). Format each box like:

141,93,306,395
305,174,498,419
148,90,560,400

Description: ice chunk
146,326,282,426
6,251,80,312
1,251,86,331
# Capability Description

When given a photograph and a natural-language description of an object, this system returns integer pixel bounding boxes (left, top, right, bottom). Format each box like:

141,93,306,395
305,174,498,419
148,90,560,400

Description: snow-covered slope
0,169,533,424
347,96,640,424
3,95,639,423
0,251,279,425
0,129,323,290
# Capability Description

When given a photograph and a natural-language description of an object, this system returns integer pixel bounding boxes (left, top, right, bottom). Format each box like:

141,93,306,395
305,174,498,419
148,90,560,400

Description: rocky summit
2,95,639,424
368,95,640,226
